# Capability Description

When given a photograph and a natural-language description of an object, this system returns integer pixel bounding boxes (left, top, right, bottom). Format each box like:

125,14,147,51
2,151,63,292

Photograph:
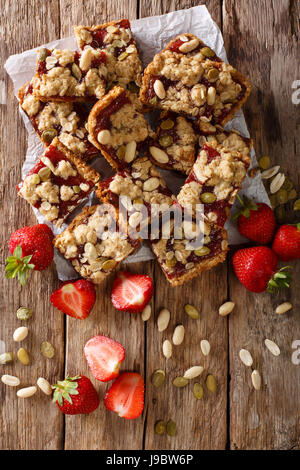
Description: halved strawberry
50,279,96,319
111,271,154,313
84,335,125,382
104,372,144,420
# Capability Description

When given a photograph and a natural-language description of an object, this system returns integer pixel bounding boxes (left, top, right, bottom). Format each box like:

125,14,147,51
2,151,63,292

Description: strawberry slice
84,335,125,382
111,271,154,313
104,372,145,420
50,279,96,319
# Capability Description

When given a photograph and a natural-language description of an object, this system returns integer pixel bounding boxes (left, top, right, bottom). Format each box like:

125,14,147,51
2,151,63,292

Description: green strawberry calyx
5,246,35,286
267,266,292,294
52,376,81,407
232,195,259,220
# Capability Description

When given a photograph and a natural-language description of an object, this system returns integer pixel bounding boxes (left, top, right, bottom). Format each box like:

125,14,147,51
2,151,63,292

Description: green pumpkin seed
207,68,219,80
193,383,204,400
30,174,40,185
269,194,277,209
194,246,211,257
206,374,217,393
73,185,81,194
17,348,30,365
118,52,128,62
288,189,297,201
160,119,175,130
38,167,51,181
16,307,33,321
41,128,57,144
41,341,55,359
0,352,15,364
200,192,216,204
201,46,215,58
149,96,158,106
275,205,285,221
293,199,300,211
71,63,82,80
276,189,288,204
151,369,166,388
127,82,140,94
102,259,117,271
38,48,48,61
166,257,177,268
166,420,177,437
155,420,165,435
184,304,199,319
159,135,173,147
116,145,126,159
173,376,189,388
258,156,271,170
203,236,211,245
281,177,293,191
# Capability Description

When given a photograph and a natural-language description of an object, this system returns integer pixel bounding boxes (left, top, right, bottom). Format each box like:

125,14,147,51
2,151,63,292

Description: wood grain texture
223,0,300,450
0,0,64,450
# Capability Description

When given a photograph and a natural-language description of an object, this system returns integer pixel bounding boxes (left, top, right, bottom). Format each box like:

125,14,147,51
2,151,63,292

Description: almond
178,38,199,53
153,79,166,100
149,146,169,164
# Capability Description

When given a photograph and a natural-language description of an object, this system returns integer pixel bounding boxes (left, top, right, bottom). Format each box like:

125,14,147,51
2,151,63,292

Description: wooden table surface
1,0,299,450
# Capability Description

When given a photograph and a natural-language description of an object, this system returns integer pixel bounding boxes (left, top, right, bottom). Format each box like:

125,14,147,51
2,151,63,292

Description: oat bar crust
74,20,130,47
140,33,251,126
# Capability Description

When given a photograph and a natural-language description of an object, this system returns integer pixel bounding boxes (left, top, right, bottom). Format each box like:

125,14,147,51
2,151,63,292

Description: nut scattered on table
17,386,37,398
193,383,204,400
206,374,217,393
166,419,177,437
172,325,185,345
264,339,280,356
1,374,20,387
275,302,292,315
0,352,14,364
173,376,189,388
37,377,52,395
251,370,261,390
13,326,28,342
141,304,151,321
183,366,204,380
200,339,211,356
17,347,30,365
162,339,172,359
219,301,235,317
155,420,165,435
16,307,33,321
239,348,253,367
41,341,55,359
184,304,199,319
151,369,166,388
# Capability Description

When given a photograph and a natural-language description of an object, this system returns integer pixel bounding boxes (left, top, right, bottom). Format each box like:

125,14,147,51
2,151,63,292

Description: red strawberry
104,372,144,420
111,271,154,313
234,196,276,244
53,375,99,415
5,224,54,285
84,335,125,382
50,280,96,319
272,224,300,261
232,246,291,293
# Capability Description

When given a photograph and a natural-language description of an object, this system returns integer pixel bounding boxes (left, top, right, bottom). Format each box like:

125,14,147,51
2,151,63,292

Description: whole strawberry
52,375,99,415
5,224,54,285
232,246,291,293
234,196,276,244
272,224,300,261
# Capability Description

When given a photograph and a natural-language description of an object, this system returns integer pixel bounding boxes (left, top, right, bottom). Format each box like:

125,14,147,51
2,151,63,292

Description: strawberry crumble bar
18,82,99,161
198,127,252,157
54,204,141,284
17,138,100,227
140,33,251,126
31,47,107,102
149,203,228,286
88,86,152,170
74,19,143,90
96,157,175,232
177,141,251,226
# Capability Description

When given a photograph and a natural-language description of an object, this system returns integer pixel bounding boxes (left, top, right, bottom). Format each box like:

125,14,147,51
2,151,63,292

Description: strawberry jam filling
167,38,219,61
18,145,94,220
94,91,130,132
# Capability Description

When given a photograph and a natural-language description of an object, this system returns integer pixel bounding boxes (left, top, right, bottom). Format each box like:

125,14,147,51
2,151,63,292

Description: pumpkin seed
41,128,57,144
184,366,204,380
155,420,165,435
201,46,215,57
127,81,140,93
16,307,32,321
172,325,185,346
206,374,217,393
276,189,288,204
37,377,52,395
270,172,285,193
219,301,235,316
157,308,170,332
203,236,211,245
261,165,280,179
38,166,51,181
73,185,81,194
293,199,300,211
251,370,261,390
141,304,151,321
17,386,37,398
281,177,293,191
160,119,174,130
162,339,172,359
184,304,199,319
0,352,14,364
149,96,158,106
275,205,285,221
207,68,219,80
71,63,82,80
166,419,177,437
151,369,166,388
200,339,211,356
288,189,297,200
258,156,271,170
102,259,117,271
264,338,280,356
118,52,128,61
173,376,189,388
17,348,30,365
269,194,277,209
38,48,48,61
1,374,20,387
200,192,216,204
159,135,173,147
116,145,126,159
41,341,55,359
275,302,292,315
13,326,28,342
239,348,253,367
193,383,204,400
166,257,177,268
194,246,210,257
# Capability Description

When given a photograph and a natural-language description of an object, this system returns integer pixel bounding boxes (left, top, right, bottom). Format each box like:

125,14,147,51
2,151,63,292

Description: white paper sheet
4,5,270,280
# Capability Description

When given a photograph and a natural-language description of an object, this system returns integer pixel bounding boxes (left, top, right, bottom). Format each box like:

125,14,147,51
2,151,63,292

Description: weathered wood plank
223,0,300,450
139,0,228,450
0,0,64,450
